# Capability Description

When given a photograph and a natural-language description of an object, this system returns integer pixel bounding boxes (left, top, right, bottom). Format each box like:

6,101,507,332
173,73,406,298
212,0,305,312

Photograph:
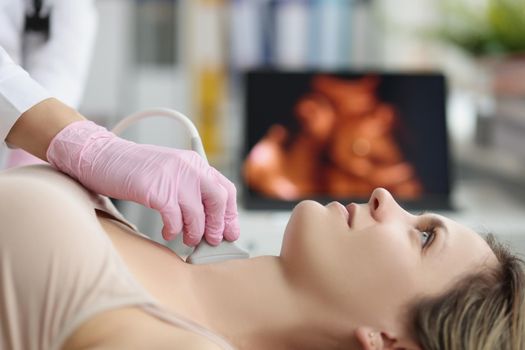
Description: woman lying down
0,165,523,350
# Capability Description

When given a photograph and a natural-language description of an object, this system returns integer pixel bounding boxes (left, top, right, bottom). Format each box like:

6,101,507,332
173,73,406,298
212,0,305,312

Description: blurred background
80,0,525,257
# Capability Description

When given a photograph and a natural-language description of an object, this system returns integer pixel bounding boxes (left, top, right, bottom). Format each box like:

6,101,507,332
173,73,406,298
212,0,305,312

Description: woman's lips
346,203,357,228
329,202,356,228
332,202,350,223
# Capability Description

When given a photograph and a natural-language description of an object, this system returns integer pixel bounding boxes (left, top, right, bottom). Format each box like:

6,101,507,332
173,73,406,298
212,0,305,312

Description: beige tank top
0,165,233,350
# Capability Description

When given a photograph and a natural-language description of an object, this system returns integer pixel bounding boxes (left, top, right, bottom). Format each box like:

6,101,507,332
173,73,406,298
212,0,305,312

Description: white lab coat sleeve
23,0,98,108
0,46,52,145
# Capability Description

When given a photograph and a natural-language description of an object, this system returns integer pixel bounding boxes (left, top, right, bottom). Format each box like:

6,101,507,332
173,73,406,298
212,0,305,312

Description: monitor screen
242,71,451,210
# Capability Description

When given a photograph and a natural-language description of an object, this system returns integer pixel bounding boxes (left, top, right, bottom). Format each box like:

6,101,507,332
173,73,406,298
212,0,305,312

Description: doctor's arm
0,50,240,247
6,97,83,160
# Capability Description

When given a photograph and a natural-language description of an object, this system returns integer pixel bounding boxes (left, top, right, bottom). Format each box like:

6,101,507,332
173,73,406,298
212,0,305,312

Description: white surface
447,180,525,256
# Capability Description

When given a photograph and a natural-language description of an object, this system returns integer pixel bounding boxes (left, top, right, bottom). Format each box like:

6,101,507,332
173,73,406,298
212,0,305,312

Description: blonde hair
407,234,525,350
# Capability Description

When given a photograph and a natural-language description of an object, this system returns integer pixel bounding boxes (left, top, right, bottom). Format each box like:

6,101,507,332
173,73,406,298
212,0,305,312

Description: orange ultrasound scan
242,72,451,209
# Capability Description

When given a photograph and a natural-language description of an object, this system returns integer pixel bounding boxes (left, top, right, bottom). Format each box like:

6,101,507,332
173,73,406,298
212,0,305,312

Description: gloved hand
46,120,240,246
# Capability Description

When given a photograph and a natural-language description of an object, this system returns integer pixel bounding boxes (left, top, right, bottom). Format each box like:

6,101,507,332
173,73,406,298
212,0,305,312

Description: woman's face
280,188,498,335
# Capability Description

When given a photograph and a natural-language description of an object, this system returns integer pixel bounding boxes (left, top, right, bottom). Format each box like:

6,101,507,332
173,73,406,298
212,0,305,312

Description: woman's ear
355,326,384,350
355,327,422,350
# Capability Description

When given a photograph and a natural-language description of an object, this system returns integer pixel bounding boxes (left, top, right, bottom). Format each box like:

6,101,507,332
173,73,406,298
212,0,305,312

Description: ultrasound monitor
241,71,451,210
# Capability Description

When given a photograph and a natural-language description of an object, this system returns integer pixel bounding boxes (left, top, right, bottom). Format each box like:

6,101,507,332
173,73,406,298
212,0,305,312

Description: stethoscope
24,0,51,39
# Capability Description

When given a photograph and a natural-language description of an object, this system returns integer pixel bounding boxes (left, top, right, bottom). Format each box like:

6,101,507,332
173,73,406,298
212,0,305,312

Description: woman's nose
368,187,408,222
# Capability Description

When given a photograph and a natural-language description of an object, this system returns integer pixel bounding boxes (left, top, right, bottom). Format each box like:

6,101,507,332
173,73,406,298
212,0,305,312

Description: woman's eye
420,229,435,248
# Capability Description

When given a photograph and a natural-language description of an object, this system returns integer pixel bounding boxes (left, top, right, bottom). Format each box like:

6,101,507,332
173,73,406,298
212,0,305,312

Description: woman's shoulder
0,164,93,205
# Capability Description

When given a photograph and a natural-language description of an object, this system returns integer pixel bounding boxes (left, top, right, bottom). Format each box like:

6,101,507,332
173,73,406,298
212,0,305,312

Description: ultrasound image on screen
242,72,451,210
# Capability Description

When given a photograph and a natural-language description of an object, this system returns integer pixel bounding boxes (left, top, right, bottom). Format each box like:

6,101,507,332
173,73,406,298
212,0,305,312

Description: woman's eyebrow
428,215,447,233
416,211,448,235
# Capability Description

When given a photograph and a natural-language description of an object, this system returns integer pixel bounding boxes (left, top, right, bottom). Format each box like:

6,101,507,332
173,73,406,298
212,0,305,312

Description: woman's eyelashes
419,226,436,249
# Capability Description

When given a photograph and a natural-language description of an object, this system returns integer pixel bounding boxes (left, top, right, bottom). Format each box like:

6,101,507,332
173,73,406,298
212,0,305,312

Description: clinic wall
81,0,132,124
81,0,190,148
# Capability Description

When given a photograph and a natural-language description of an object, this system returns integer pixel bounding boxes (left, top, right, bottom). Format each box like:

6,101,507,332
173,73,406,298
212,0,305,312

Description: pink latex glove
46,120,240,246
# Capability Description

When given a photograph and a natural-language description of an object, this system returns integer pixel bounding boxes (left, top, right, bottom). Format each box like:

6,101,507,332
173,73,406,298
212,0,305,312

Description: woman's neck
169,256,359,350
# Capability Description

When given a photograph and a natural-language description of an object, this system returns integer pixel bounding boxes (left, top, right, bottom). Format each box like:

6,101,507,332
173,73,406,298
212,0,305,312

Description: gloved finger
180,198,206,247
212,169,240,242
160,206,184,241
201,169,228,246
